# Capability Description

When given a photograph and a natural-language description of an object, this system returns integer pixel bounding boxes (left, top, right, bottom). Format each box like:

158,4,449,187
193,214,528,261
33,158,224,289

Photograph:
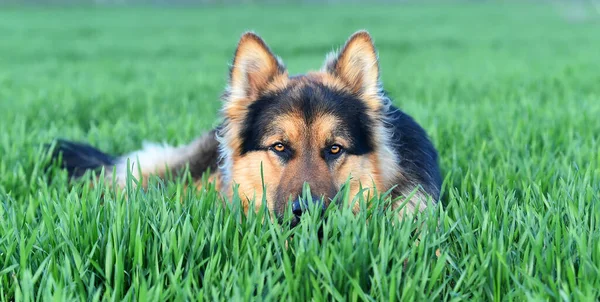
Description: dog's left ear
322,30,381,102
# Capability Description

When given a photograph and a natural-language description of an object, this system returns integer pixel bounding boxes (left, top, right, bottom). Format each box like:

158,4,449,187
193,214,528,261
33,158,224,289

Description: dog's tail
47,130,220,188
47,139,116,179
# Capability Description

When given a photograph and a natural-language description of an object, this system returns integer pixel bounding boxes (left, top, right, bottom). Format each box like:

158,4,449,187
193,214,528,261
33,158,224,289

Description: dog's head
218,31,402,223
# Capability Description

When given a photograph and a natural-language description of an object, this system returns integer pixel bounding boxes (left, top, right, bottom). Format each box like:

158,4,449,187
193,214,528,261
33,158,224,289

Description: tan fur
229,152,278,213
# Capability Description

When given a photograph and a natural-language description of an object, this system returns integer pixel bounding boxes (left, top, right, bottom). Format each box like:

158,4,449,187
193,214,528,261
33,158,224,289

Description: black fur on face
239,81,375,156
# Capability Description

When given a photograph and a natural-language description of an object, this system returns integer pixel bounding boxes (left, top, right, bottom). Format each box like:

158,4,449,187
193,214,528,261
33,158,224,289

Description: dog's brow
269,127,289,137
260,128,290,145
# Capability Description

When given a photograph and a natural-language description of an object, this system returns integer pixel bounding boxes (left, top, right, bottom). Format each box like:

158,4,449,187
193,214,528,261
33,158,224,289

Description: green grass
2,2,600,301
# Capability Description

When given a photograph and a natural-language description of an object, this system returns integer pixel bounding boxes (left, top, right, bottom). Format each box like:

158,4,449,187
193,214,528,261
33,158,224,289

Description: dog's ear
227,32,286,102
322,30,380,99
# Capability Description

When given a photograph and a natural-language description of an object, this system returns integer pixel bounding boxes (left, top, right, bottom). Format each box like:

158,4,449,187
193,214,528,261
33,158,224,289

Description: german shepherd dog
49,31,442,225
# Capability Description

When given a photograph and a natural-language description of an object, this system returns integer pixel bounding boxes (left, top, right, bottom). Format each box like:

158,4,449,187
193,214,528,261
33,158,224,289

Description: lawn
1,2,600,301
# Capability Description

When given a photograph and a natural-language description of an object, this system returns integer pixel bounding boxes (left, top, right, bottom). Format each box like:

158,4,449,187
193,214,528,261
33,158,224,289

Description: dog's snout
291,199,304,217
291,195,324,217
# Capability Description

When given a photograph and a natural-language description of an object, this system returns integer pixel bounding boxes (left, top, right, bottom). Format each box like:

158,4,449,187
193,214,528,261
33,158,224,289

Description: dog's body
50,31,441,222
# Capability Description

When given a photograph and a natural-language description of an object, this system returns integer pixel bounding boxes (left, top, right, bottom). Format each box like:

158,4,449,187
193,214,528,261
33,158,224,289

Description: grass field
1,2,600,301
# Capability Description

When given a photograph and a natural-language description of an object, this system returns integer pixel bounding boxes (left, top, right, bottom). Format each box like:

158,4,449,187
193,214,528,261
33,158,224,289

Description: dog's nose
291,195,324,217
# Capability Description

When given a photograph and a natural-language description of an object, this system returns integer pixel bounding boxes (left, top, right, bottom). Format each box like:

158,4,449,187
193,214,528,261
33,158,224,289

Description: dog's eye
270,143,292,160
273,143,286,152
325,144,344,161
270,143,290,155
329,145,342,155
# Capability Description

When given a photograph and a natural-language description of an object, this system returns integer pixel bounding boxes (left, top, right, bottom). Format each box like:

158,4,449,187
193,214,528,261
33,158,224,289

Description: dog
48,30,442,225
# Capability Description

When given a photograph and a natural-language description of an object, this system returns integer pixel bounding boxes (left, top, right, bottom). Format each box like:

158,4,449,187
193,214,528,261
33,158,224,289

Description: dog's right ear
322,31,380,100
226,32,286,105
